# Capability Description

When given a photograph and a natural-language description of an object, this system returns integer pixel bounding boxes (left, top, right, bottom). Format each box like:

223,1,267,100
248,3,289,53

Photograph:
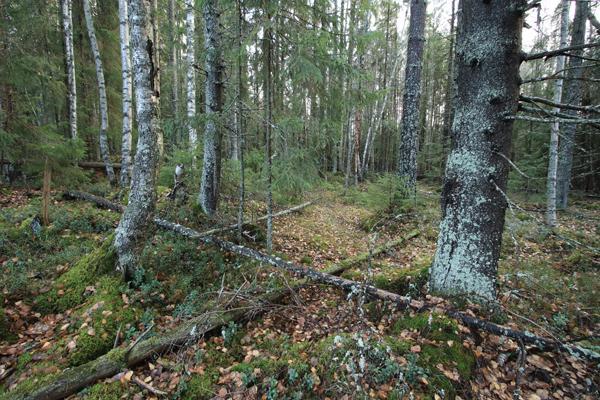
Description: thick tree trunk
397,0,426,191
61,0,77,140
83,0,115,185
429,0,525,300
118,0,133,188
199,0,224,217
185,0,197,159
114,0,160,280
546,0,570,226
557,0,589,209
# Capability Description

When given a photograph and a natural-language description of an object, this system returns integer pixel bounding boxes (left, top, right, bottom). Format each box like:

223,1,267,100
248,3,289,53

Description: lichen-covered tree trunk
429,0,525,301
83,0,115,185
118,0,133,188
114,0,160,280
397,0,426,191
545,0,570,226
61,0,77,140
199,0,224,216
184,0,197,157
556,0,589,209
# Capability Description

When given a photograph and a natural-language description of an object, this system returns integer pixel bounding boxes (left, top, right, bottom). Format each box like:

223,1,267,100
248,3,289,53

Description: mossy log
323,229,420,275
65,191,600,363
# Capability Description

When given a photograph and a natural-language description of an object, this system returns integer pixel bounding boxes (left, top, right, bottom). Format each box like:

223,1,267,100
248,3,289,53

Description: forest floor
0,178,598,400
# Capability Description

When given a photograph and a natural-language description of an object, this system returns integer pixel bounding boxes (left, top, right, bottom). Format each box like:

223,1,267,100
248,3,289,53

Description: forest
0,0,599,399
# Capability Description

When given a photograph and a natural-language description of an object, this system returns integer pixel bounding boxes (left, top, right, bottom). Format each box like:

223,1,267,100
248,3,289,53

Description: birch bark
185,0,197,156
61,0,77,140
119,0,133,188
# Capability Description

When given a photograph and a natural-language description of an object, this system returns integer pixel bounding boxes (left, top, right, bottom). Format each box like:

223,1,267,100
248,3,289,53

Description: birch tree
118,0,133,188
83,0,115,184
556,0,589,209
429,0,525,300
61,0,77,141
185,0,197,157
398,0,426,192
114,0,161,280
546,0,570,226
199,0,224,216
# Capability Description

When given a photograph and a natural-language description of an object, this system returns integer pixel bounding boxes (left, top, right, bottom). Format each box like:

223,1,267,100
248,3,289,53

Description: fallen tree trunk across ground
65,191,600,362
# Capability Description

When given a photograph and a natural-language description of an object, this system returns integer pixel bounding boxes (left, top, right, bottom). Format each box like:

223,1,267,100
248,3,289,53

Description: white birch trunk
61,0,77,140
545,0,570,226
83,0,115,184
185,0,197,157
119,0,133,188
114,0,160,280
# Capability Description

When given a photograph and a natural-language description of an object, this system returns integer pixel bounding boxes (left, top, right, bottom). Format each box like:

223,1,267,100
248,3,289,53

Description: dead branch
520,95,600,114
524,41,600,61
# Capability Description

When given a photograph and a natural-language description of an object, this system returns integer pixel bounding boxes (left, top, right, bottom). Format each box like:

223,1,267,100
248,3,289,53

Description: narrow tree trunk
61,0,77,140
264,1,274,253
441,0,456,154
168,0,179,122
114,0,161,280
429,0,525,300
236,0,245,241
185,0,197,159
83,0,115,184
119,0,133,188
151,0,163,159
546,0,570,226
199,0,224,217
398,0,426,192
557,0,589,209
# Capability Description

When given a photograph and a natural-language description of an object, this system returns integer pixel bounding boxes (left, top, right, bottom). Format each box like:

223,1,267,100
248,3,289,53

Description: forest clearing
1,0,599,399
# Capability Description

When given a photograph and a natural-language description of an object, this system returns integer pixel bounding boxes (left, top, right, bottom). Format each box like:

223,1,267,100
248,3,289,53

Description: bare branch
523,41,600,61
520,95,600,114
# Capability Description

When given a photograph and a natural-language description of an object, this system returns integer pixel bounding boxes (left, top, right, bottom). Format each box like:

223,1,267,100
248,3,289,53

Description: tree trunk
185,0,197,159
61,0,77,140
397,0,426,192
556,0,589,209
199,0,224,217
429,0,525,301
441,0,456,154
83,0,115,185
264,0,274,253
546,0,570,226
168,0,179,122
118,0,133,188
236,0,245,241
114,0,161,280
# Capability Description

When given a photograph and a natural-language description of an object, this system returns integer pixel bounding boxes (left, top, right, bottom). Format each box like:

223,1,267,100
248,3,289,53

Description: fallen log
323,229,420,276
10,289,293,400
65,191,600,362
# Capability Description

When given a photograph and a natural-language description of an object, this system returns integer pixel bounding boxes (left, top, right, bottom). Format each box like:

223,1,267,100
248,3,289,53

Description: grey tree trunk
168,0,179,122
185,0,197,157
61,0,77,140
397,0,426,192
199,0,224,216
114,0,161,280
429,0,525,301
545,0,570,226
236,0,245,241
83,0,115,184
442,0,456,153
556,0,589,209
118,0,133,188
264,0,274,253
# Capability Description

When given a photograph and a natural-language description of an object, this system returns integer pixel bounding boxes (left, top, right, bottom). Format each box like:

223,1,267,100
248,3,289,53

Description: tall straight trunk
429,0,525,300
557,0,588,209
199,0,224,216
151,0,163,159
119,0,133,188
61,0,77,140
236,0,245,241
168,0,179,121
184,0,197,158
114,0,161,280
83,0,115,184
546,0,570,226
264,2,274,253
441,0,456,153
398,0,426,192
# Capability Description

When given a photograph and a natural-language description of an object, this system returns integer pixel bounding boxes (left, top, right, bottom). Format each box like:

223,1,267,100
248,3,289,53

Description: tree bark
83,0,115,185
545,0,570,226
118,0,133,188
199,0,224,217
168,0,179,122
61,0,77,141
557,0,589,209
114,0,161,280
398,0,426,192
441,0,456,154
263,0,274,253
184,0,197,159
236,0,246,241
429,0,525,301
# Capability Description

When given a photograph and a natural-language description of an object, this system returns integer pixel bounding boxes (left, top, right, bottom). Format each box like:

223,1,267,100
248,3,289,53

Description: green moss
34,234,117,314
0,308,14,342
183,374,218,400
83,381,126,400
371,265,429,295
16,353,32,371
68,276,138,366
564,249,595,272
